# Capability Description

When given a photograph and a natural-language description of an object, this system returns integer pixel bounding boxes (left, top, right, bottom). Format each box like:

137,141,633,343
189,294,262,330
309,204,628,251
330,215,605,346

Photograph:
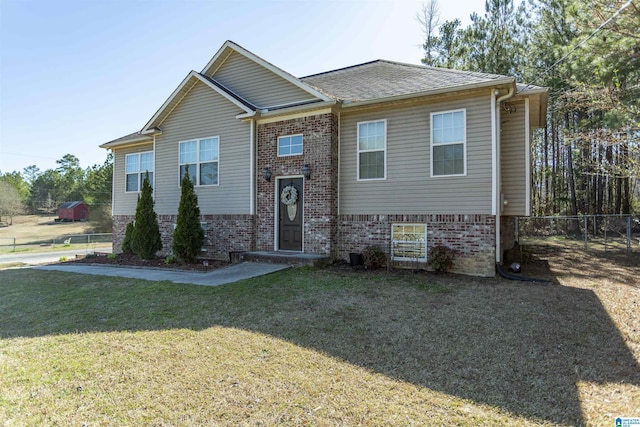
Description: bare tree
417,0,441,66
0,181,24,225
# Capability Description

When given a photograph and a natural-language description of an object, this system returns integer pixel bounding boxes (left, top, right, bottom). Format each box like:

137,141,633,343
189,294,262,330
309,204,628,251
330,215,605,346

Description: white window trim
277,134,304,157
178,136,220,187
391,223,427,262
357,119,387,181
125,151,154,193
430,109,467,178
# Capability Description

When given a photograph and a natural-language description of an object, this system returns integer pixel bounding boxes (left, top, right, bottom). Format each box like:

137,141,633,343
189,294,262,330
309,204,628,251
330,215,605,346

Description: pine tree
173,167,204,263
131,172,162,259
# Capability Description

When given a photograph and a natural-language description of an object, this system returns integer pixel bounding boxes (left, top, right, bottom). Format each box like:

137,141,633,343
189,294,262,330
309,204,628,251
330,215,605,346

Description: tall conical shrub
131,172,162,259
173,167,204,263
121,222,134,254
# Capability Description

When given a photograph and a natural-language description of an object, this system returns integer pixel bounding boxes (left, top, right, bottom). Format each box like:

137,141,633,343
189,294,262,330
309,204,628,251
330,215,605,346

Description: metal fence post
13,237,16,252
604,215,608,252
627,216,632,253
584,216,588,250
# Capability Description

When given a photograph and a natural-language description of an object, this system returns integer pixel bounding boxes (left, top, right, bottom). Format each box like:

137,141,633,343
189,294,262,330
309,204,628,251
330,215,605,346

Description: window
357,120,386,180
179,137,219,186
125,151,154,192
391,224,427,261
431,109,466,176
278,134,303,156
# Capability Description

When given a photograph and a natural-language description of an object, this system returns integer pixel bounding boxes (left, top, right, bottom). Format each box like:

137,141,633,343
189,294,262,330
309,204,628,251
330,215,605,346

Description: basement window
391,224,427,261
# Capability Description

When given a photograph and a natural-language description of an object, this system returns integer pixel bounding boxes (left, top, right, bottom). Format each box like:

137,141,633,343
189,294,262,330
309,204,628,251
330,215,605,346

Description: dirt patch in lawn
0,215,93,243
68,252,228,272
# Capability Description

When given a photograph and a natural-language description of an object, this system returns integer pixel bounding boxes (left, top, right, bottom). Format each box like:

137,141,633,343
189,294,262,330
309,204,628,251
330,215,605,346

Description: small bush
122,222,134,254
107,253,117,260
362,245,387,269
164,255,177,265
427,245,456,273
59,256,68,262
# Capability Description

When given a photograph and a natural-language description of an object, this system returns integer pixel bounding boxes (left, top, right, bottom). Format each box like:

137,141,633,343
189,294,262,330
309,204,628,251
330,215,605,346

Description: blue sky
0,0,483,174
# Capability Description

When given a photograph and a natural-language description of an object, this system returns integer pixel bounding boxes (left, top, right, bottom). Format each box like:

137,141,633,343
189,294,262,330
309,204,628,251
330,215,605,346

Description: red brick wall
256,113,338,255
113,214,254,261
337,214,496,277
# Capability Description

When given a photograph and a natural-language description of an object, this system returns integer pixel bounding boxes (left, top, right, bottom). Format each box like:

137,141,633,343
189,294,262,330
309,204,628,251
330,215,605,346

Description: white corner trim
525,98,531,216
491,91,497,217
250,119,255,215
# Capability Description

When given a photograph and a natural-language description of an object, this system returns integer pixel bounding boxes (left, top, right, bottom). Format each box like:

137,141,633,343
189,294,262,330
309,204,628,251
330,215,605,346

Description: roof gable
201,40,331,108
142,71,254,132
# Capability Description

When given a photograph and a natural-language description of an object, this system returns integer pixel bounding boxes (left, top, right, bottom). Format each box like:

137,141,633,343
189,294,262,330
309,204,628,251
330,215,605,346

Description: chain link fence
0,233,112,253
516,215,639,252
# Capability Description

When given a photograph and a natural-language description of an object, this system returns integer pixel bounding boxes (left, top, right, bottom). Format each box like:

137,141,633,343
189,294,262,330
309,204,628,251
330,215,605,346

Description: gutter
493,85,515,265
236,100,338,120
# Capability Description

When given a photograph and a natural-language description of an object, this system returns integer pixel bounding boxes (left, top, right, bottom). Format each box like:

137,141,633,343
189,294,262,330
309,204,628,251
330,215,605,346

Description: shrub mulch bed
68,252,228,272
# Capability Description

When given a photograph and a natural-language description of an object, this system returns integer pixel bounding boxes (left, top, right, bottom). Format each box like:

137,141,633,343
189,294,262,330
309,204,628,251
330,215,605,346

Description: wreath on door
280,185,298,206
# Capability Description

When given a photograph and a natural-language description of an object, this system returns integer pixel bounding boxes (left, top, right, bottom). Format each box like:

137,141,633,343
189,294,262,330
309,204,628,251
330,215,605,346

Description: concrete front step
238,251,331,267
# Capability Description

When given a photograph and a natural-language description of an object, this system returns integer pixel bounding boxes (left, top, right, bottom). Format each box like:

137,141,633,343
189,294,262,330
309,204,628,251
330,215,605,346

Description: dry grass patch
0,255,638,426
0,215,110,253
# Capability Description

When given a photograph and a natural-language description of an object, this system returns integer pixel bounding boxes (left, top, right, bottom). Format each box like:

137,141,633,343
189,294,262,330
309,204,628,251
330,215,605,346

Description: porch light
261,167,272,182
302,164,311,180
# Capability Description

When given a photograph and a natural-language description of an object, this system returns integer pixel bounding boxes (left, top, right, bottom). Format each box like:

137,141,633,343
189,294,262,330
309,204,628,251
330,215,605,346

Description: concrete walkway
37,262,290,287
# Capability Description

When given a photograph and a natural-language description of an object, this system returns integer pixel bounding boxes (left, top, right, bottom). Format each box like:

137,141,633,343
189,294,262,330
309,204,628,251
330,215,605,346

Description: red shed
57,201,89,222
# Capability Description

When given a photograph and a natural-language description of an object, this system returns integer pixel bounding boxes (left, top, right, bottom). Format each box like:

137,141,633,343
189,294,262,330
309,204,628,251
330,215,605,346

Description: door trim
274,175,304,252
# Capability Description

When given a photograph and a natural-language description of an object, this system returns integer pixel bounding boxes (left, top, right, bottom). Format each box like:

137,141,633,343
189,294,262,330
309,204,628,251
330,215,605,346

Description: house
57,201,89,222
101,40,548,277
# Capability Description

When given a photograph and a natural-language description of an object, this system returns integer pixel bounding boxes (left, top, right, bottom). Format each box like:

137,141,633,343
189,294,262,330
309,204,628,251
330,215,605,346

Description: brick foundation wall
338,214,496,277
256,113,338,255
113,214,255,261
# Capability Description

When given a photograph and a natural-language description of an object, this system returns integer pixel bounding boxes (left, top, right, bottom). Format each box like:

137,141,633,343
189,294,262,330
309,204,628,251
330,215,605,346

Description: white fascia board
142,71,200,132
342,78,515,109
201,40,332,103
100,135,153,149
236,100,337,121
141,71,254,132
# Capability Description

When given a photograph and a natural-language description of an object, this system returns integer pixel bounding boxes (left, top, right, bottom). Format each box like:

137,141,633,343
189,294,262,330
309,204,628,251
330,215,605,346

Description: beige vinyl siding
112,143,154,215
339,94,493,214
501,100,527,216
210,51,316,109
153,81,251,215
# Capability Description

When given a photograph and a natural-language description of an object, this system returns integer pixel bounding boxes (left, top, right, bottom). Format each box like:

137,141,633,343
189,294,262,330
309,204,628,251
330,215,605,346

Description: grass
0,256,639,426
0,214,111,254
0,262,27,270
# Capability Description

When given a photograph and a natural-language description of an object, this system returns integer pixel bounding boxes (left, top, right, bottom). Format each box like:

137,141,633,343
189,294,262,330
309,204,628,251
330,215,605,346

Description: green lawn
1,261,638,426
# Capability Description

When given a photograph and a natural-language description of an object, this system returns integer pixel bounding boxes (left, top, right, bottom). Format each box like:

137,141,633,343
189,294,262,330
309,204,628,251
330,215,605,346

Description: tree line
418,0,639,216
0,153,113,231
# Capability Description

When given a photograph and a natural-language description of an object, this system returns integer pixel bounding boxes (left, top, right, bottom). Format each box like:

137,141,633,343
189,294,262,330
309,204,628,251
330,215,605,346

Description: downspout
494,86,515,265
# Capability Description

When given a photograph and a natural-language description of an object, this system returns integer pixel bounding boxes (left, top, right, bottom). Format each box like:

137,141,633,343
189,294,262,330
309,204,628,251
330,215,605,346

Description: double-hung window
357,119,386,180
391,224,427,261
431,109,466,176
179,136,219,186
278,134,303,156
125,151,154,192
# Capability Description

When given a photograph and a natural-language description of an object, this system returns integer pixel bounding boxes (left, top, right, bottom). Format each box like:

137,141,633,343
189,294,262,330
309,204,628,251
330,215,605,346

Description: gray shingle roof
100,131,153,148
301,60,514,102
58,201,85,209
197,73,258,110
